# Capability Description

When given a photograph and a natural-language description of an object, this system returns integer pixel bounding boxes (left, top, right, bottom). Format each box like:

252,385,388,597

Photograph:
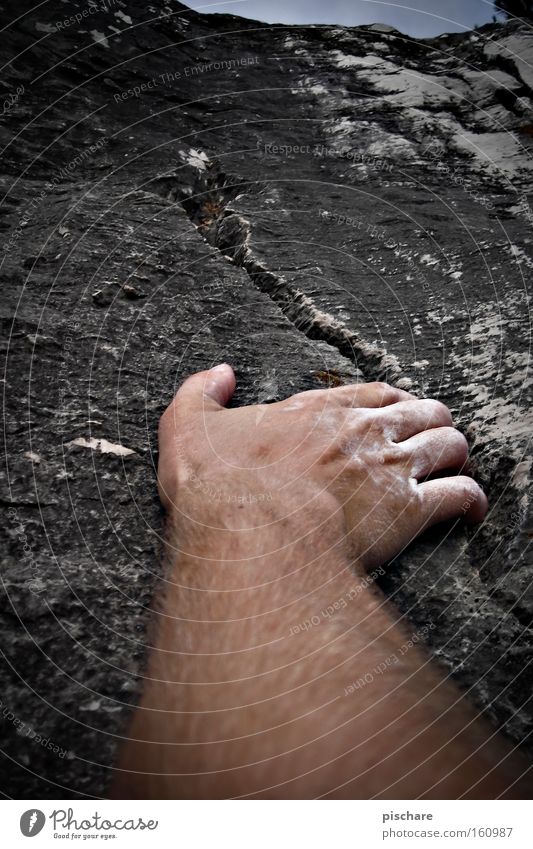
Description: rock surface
1,0,532,797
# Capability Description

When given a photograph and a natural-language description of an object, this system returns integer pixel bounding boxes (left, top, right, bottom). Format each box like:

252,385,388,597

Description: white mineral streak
115,11,133,25
90,30,110,48
446,297,532,497
66,437,136,457
180,148,210,171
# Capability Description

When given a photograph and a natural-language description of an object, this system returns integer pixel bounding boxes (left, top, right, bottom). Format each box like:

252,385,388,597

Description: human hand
157,364,487,569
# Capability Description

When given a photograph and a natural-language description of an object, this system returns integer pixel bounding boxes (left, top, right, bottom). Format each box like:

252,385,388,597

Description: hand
158,364,487,569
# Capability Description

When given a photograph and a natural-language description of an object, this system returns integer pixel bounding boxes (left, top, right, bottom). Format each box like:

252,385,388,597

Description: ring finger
400,427,469,479
373,398,453,441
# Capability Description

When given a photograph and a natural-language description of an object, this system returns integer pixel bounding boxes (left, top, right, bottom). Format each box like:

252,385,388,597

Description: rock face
1,0,532,797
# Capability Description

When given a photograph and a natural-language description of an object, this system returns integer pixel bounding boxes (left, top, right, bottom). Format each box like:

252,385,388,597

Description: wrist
165,477,347,564
158,486,393,644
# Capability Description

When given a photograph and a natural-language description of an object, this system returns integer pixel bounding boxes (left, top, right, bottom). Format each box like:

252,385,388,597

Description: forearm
113,494,531,799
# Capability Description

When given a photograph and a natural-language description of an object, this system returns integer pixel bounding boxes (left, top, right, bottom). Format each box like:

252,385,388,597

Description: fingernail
212,363,230,372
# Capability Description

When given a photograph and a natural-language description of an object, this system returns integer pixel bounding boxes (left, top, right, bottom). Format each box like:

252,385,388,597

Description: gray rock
0,0,532,796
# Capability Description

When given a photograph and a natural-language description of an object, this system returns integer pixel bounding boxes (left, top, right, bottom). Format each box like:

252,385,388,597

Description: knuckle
294,389,327,406
344,407,374,432
371,382,414,407
371,381,396,398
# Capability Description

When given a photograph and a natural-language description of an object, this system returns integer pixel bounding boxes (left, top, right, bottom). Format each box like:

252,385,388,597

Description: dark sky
182,0,497,37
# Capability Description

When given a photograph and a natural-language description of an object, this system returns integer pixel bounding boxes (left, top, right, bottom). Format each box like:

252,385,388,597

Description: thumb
177,363,236,412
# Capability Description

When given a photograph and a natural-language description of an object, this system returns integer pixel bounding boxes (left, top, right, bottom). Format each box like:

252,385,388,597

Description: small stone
121,283,145,299
23,451,41,464
92,289,112,307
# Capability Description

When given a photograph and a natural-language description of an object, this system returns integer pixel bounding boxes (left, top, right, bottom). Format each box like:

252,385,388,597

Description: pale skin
112,364,532,799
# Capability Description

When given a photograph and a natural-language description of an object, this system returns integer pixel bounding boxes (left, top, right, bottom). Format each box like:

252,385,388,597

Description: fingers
159,364,235,450
172,363,236,415
157,364,235,511
418,475,488,529
374,398,453,441
401,427,469,479
333,381,417,408
292,381,416,409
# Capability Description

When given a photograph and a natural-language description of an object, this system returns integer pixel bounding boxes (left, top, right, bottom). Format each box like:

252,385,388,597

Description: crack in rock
177,162,412,388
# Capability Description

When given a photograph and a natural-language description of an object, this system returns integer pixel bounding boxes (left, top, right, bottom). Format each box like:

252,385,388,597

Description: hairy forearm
113,492,531,799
